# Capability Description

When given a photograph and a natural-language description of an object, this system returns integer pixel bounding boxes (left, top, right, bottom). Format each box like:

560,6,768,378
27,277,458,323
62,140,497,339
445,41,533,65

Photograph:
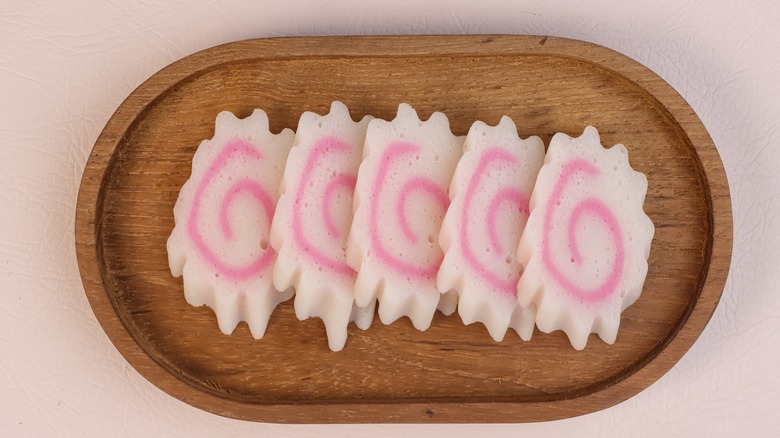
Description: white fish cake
438,116,544,342
270,101,375,352
517,126,655,350
347,103,463,330
167,109,294,338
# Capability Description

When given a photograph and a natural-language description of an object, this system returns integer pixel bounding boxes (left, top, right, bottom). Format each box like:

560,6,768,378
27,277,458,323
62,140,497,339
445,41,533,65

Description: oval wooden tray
75,35,732,423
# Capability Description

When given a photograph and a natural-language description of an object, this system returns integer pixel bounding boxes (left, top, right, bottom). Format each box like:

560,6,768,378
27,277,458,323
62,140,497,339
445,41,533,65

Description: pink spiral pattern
291,136,356,276
459,148,529,294
187,139,276,280
369,142,450,279
541,158,625,302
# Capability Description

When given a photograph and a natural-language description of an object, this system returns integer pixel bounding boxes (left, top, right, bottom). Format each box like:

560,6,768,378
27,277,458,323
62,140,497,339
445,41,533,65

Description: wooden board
75,35,732,423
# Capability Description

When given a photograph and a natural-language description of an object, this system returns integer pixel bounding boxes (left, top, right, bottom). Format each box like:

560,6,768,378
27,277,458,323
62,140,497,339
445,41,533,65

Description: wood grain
75,35,732,423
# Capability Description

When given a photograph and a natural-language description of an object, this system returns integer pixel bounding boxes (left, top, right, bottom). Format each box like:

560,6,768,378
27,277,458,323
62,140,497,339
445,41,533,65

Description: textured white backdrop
2,1,779,436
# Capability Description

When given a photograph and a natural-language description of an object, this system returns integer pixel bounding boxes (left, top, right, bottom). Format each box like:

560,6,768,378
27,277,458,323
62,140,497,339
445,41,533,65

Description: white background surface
2,0,779,436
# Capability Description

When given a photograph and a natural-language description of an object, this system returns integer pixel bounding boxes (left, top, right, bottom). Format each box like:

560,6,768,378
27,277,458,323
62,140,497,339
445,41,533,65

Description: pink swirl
369,142,449,278
396,176,450,244
541,158,624,302
322,174,357,238
187,139,276,280
459,148,529,294
292,136,356,276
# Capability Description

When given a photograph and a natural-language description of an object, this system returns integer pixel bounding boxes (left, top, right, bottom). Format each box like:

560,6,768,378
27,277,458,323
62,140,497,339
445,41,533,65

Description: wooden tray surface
75,35,732,423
